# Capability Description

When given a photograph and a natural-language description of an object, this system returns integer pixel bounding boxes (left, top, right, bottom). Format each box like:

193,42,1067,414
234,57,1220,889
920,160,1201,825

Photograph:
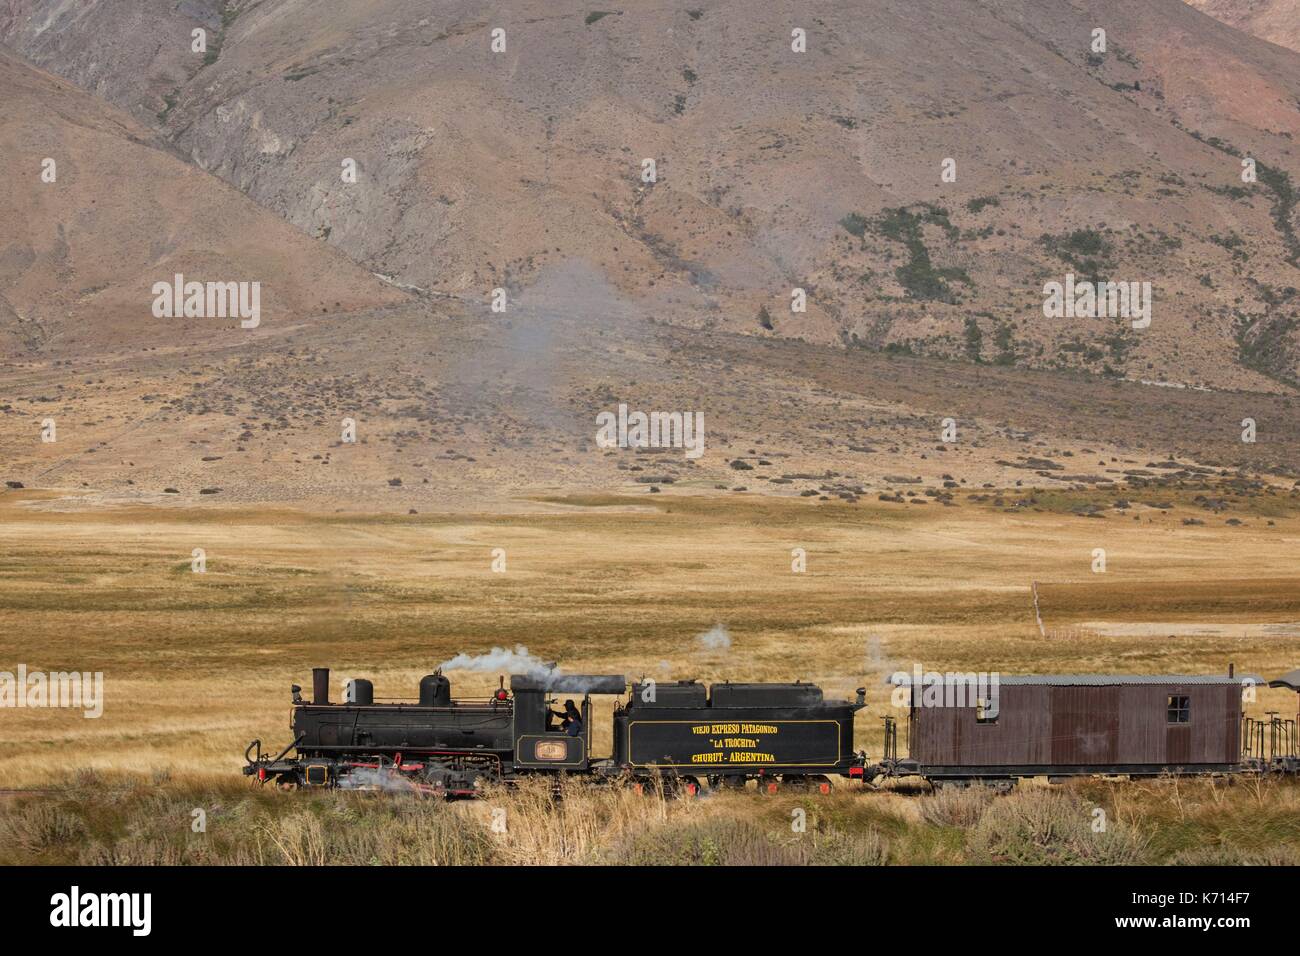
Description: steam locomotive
243,667,866,794
243,665,1300,794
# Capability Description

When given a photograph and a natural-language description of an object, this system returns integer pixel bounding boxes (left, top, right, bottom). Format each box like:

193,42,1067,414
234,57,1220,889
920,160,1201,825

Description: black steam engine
243,667,866,795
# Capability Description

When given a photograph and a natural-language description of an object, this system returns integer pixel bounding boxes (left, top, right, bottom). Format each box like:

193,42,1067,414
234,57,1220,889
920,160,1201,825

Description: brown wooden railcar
891,673,1261,779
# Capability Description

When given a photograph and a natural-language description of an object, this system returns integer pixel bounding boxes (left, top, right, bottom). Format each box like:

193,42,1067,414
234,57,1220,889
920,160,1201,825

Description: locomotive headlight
534,740,568,761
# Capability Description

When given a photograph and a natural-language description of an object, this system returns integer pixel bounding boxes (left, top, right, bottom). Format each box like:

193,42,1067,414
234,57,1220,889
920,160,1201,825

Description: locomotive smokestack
313,667,330,705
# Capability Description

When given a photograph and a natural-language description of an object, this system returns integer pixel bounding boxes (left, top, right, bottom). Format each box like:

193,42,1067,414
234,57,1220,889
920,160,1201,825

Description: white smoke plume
336,767,421,793
696,624,731,651
549,675,621,693
438,644,557,680
865,633,902,680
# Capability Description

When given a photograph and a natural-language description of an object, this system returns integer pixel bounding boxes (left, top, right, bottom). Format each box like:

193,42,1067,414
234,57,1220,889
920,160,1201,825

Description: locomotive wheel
656,774,701,798
629,774,673,798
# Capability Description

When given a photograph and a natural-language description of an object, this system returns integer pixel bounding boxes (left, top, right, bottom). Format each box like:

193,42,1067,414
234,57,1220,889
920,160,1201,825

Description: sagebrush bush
1167,844,1300,866
917,785,997,828
252,799,496,865
969,789,1147,865
808,827,889,866
607,817,808,865
0,802,88,855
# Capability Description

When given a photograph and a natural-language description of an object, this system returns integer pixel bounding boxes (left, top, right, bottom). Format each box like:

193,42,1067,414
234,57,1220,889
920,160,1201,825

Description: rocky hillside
1184,0,1300,54
0,50,402,356
2,0,1299,392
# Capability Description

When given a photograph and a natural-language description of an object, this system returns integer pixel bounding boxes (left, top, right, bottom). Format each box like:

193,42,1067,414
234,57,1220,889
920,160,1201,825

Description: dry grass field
5,770,1300,866
2,481,1298,864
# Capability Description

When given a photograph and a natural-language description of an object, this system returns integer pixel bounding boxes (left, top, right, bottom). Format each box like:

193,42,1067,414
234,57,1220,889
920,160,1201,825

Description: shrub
918,784,997,828
608,817,808,865
969,790,1147,865
0,803,87,857
839,213,868,238
1168,844,1300,866
809,827,889,865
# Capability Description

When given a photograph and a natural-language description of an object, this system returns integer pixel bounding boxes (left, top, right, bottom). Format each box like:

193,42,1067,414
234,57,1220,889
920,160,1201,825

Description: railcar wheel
626,775,653,797
629,773,674,798
802,774,833,794
656,774,701,798
779,774,831,791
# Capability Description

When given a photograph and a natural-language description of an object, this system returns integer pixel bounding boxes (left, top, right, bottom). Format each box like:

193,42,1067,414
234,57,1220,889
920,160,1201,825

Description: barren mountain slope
0,51,405,356
3,257,1297,510
3,0,1299,390
1184,0,1300,54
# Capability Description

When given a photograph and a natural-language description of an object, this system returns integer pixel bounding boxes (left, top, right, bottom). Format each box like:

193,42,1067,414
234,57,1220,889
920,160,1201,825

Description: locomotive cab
508,674,626,770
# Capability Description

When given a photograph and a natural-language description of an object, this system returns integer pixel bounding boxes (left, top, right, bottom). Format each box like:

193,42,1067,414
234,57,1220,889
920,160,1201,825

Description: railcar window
1166,695,1190,723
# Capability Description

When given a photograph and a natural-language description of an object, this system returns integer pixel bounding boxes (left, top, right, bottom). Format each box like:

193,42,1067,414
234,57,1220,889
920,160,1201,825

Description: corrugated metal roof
1269,668,1300,690
885,673,1264,686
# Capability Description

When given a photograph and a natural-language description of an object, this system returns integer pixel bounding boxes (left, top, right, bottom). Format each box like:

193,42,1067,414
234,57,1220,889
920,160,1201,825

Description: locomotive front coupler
242,739,262,773
243,734,304,780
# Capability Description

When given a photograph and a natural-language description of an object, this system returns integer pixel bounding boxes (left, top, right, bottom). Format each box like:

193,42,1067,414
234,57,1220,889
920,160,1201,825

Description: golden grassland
3,770,1299,865
1,484,1298,863
2,486,1299,778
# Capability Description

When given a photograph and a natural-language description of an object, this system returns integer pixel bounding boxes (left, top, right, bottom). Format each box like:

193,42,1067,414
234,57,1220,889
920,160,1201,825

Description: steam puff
438,644,556,680
337,767,419,793
696,624,731,650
